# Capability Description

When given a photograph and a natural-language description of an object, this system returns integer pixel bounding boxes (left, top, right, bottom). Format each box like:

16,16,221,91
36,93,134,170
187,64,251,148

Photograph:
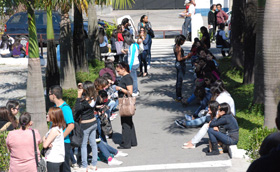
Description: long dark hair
12,37,21,49
6,100,19,128
116,62,130,73
0,34,10,49
83,81,98,100
140,15,146,22
210,80,226,100
123,30,135,46
19,112,31,130
175,34,186,46
99,27,106,44
209,101,219,119
0,107,17,129
117,24,123,33
219,102,232,115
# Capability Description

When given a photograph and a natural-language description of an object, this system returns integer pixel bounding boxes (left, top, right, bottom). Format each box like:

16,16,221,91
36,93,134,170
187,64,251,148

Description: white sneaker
132,92,139,97
115,151,128,157
96,138,101,143
108,158,123,166
147,65,151,69
88,164,97,171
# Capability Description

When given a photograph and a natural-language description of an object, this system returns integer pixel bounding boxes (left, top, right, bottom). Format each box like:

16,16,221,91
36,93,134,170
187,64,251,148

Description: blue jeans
130,64,139,93
139,50,148,73
193,90,212,118
81,123,98,167
98,140,118,160
175,62,186,98
182,17,191,38
185,115,207,127
107,100,116,115
187,93,196,104
95,114,107,142
1,52,12,57
147,41,152,66
208,128,238,145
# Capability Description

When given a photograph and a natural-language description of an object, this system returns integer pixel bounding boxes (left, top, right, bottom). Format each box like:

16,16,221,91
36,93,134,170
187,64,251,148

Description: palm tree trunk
243,0,257,84
231,0,245,68
88,2,100,60
253,0,266,104
263,0,280,128
73,4,88,72
46,4,60,109
26,2,48,136
60,5,77,89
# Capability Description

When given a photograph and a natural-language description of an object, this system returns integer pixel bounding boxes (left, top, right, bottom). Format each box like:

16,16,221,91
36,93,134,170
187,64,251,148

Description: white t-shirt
216,91,236,115
188,4,195,17
44,126,65,163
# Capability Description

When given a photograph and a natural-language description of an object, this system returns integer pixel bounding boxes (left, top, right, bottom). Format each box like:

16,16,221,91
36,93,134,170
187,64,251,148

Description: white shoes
132,91,140,97
115,151,128,157
108,158,123,166
147,65,151,69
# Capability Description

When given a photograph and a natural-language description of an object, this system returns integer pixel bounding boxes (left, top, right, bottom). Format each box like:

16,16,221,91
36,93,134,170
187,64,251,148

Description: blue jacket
143,34,151,50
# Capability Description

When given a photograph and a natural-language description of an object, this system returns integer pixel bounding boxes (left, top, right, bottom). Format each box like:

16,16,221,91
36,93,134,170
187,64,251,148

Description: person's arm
43,128,59,148
64,123,74,138
62,106,75,138
142,35,149,45
176,46,193,61
105,36,108,45
209,116,227,127
116,85,133,95
223,11,229,21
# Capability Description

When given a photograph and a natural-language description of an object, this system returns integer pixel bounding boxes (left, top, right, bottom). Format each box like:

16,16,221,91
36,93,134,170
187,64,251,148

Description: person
182,101,219,149
0,34,14,57
216,4,228,28
138,27,151,77
121,30,133,63
122,18,134,37
6,112,41,172
246,101,280,172
216,23,230,57
49,85,75,172
43,107,66,171
12,37,26,57
99,60,117,82
5,100,20,129
115,62,138,149
99,27,109,61
181,0,195,39
138,15,153,68
0,107,17,131
208,4,217,42
173,34,192,102
206,102,239,155
200,26,210,49
116,24,125,63
117,24,124,42
74,81,98,171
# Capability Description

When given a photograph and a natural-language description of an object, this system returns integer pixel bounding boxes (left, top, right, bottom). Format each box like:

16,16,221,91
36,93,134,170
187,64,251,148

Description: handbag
115,41,124,55
31,129,47,172
118,94,136,117
148,28,155,38
70,122,84,147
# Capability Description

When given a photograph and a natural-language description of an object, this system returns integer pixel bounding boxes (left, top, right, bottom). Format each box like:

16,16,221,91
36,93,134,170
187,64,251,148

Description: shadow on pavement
111,132,122,145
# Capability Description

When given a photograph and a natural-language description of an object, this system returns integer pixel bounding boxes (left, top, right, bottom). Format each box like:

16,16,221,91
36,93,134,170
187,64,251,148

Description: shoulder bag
115,41,124,55
118,93,136,117
32,129,47,172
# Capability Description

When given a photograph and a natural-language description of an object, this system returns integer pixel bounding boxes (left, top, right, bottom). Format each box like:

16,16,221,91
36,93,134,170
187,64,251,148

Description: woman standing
99,27,109,60
173,35,192,102
138,27,151,77
75,81,98,171
115,62,137,149
43,107,66,171
6,112,41,172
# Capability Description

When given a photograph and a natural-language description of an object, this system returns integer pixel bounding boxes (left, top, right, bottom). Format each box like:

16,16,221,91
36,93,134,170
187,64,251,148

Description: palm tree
263,0,280,128
253,0,266,104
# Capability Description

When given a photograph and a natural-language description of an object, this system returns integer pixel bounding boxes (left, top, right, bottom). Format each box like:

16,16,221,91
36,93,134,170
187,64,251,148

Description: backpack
69,122,84,147
99,106,113,136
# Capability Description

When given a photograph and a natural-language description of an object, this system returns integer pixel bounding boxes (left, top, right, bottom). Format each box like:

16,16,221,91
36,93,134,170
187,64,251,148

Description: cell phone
78,83,83,89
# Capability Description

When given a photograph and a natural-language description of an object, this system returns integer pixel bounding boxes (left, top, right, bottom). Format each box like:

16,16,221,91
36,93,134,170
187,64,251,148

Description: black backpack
99,105,113,136
69,121,84,147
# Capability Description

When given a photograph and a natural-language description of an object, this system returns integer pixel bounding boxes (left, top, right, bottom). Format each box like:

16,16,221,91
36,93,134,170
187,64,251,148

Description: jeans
130,64,139,93
191,123,209,145
95,114,107,142
182,17,191,38
208,128,238,145
139,50,148,73
124,54,128,63
147,41,152,66
0,52,12,57
47,162,63,172
98,140,118,160
175,62,186,98
120,116,137,148
185,115,207,127
107,100,117,115
81,123,98,168
70,148,77,164
61,143,71,172
187,93,196,104
193,90,212,118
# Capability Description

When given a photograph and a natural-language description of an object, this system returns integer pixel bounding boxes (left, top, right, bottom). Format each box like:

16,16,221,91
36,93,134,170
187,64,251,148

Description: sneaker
110,113,118,121
108,158,123,166
147,65,150,69
175,119,186,128
72,163,79,170
114,151,128,157
96,138,101,143
132,91,140,97
88,165,97,171
185,114,192,121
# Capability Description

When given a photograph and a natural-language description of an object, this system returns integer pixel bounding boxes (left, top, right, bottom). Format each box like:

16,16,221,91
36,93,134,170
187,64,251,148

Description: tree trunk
243,0,257,84
88,2,100,61
26,3,48,136
231,0,245,68
73,4,88,72
60,5,77,89
263,0,280,128
253,0,266,104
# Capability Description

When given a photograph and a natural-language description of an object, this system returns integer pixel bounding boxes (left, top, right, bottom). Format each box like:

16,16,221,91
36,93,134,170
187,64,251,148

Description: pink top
6,128,41,172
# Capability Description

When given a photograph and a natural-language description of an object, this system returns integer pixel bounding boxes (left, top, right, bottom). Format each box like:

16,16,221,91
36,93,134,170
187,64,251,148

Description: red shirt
117,33,124,42
186,5,189,10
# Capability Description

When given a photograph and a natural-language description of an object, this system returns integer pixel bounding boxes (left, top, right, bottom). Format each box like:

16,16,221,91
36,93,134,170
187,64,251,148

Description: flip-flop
182,144,196,149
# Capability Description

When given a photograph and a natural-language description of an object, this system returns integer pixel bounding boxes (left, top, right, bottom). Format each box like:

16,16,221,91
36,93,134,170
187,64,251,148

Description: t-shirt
117,33,124,42
188,4,195,17
128,43,140,70
59,102,74,143
12,44,23,56
118,74,133,98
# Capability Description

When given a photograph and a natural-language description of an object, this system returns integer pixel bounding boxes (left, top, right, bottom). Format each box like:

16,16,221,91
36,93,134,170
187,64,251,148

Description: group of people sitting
0,34,27,58
173,33,238,156
2,60,140,172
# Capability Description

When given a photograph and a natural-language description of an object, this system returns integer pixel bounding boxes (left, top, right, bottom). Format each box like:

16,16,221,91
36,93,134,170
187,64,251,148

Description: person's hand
77,83,83,98
213,127,219,131
48,144,53,148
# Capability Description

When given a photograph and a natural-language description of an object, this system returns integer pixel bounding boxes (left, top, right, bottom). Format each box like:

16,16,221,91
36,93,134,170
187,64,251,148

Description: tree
263,0,280,128
230,0,245,68
253,0,266,104
243,0,257,84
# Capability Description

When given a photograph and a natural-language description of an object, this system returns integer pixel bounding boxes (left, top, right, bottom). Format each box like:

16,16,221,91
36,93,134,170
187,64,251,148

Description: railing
154,30,182,38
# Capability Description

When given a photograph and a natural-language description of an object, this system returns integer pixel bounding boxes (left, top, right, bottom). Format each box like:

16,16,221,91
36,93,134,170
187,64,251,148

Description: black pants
120,116,137,148
60,143,71,172
48,162,63,172
175,62,186,98
139,50,148,73
100,46,109,60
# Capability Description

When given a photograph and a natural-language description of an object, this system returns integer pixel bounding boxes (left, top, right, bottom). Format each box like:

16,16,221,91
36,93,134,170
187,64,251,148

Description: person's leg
185,116,207,127
107,100,116,115
191,123,209,145
103,142,118,155
147,41,152,66
61,143,71,172
208,128,236,145
70,148,77,164
124,55,128,63
47,162,63,172
142,50,148,74
130,117,138,147
81,126,91,168
139,54,143,73
120,117,132,148
130,64,139,93
175,64,183,99
88,123,98,166
98,140,111,160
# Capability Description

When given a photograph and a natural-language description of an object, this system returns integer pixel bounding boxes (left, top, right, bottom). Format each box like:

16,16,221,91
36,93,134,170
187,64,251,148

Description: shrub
0,131,10,171
63,89,78,109
246,127,277,161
